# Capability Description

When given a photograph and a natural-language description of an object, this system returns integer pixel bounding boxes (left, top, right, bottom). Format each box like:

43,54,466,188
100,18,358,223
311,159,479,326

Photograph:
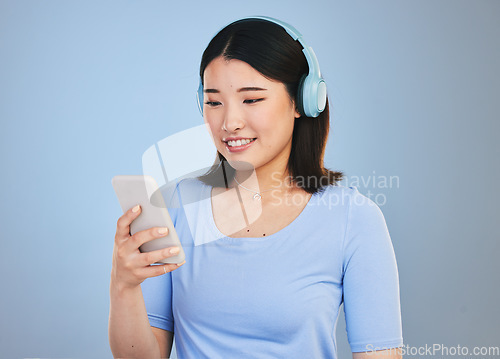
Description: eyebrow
203,87,268,94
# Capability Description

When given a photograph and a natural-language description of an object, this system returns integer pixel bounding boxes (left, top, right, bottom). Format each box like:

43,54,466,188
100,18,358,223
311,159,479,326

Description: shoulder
312,184,367,211
172,176,206,192
339,186,394,265
318,184,385,226
344,186,387,233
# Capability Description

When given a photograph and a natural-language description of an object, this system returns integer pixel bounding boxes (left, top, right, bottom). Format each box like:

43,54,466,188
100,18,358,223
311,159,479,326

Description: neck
226,141,298,197
232,166,294,197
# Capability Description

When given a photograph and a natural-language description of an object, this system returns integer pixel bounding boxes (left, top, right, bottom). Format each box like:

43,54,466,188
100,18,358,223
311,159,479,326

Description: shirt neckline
201,181,326,241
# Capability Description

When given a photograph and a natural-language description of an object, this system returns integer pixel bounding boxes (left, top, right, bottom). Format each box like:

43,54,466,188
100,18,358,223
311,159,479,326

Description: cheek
204,115,221,135
203,118,223,148
251,104,282,131
256,103,295,137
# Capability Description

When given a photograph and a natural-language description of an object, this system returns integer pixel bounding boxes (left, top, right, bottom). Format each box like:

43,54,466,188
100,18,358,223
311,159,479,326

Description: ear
291,99,302,119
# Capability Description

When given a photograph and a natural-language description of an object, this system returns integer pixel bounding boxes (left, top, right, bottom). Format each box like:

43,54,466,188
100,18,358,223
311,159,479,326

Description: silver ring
164,266,167,274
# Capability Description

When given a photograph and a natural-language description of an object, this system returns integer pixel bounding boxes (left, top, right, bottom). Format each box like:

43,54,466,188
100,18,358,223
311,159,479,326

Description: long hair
196,18,343,195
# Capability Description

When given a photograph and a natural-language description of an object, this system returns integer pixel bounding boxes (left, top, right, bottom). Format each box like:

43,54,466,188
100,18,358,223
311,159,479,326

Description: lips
224,138,257,153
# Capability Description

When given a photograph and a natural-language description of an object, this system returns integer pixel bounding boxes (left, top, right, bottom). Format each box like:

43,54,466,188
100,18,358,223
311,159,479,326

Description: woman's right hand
111,204,185,292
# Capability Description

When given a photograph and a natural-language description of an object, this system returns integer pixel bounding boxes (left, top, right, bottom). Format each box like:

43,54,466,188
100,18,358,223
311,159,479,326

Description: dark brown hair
196,18,343,195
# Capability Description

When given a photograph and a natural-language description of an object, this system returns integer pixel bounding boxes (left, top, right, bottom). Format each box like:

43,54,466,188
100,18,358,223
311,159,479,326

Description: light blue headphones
196,15,327,118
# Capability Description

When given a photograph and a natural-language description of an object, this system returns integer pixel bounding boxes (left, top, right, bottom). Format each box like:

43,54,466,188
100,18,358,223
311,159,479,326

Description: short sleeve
141,271,174,332
341,188,403,352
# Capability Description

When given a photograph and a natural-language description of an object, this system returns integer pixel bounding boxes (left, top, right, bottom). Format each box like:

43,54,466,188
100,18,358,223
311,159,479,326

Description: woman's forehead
204,57,279,91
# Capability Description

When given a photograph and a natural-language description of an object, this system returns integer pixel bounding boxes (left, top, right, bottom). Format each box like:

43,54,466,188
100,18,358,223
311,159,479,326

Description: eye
205,101,221,107
244,98,264,104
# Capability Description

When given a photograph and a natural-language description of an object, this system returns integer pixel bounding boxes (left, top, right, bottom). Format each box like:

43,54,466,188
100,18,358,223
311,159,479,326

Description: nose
222,102,245,132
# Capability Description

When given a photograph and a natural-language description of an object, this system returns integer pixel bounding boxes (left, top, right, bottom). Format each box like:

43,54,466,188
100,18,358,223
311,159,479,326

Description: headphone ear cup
318,80,327,112
197,80,204,116
302,74,327,118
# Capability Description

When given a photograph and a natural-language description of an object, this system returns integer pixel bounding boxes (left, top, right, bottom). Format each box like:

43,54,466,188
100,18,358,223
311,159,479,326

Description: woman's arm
108,284,162,358
108,205,183,358
152,327,174,358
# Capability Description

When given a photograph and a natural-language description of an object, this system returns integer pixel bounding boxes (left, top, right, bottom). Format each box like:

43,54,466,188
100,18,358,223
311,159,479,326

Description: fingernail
158,227,169,234
177,260,186,266
170,247,180,255
132,205,140,213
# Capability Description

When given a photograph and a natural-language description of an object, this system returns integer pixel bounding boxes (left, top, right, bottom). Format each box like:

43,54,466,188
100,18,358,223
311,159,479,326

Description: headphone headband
197,15,327,118
237,16,322,80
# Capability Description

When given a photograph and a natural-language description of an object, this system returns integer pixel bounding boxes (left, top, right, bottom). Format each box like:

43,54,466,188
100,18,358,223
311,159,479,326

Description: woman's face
203,56,301,174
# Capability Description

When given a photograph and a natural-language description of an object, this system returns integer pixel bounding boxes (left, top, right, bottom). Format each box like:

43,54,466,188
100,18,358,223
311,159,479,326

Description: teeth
227,138,254,147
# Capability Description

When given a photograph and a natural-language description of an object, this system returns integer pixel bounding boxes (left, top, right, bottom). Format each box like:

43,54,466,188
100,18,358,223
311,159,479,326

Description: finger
115,204,141,240
138,245,180,266
125,226,170,252
141,261,186,278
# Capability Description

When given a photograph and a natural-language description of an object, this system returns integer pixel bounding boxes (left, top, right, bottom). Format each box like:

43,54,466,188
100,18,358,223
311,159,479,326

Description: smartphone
111,175,185,264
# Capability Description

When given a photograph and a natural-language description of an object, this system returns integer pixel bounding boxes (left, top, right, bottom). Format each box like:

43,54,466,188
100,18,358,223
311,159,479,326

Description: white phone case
111,175,185,264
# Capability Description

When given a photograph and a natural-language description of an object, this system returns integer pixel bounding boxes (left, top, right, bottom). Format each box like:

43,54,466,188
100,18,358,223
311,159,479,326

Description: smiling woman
108,16,404,359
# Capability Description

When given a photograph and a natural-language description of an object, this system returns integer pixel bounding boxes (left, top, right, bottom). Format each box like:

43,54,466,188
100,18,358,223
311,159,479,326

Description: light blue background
1,1,499,358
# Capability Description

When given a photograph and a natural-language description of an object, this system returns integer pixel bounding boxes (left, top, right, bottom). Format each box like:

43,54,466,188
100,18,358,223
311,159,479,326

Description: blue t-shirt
141,177,403,358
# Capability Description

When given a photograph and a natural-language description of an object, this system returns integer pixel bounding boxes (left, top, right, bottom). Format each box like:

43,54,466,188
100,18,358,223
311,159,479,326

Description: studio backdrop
0,1,498,358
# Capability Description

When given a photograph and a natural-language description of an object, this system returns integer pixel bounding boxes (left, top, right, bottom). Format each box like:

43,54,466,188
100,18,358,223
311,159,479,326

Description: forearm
108,282,161,359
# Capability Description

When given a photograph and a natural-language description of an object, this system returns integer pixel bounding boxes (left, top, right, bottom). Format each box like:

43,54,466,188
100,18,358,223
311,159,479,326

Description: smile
227,138,256,147
224,138,257,152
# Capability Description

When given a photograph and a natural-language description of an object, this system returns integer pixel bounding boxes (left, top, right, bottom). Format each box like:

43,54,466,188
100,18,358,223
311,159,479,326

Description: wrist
110,279,141,298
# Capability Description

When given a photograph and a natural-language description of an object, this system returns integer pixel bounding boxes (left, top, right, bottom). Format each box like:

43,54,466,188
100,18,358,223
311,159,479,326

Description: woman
109,16,403,359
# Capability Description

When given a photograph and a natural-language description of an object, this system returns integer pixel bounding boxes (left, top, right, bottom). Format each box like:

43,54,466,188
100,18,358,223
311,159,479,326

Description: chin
226,159,256,172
